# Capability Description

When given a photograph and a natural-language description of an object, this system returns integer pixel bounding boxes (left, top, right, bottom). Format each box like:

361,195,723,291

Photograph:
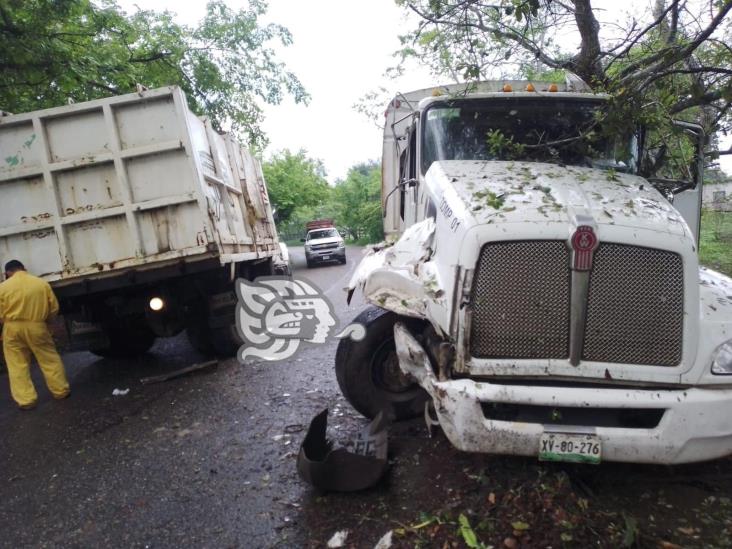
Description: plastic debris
374,530,393,549
327,530,349,548
112,388,129,396
297,408,388,492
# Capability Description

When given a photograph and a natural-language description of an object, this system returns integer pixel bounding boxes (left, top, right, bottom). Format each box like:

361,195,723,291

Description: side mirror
300,238,306,242
640,121,705,196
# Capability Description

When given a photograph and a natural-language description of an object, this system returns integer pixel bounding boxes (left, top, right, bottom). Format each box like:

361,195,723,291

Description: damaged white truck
337,79,732,465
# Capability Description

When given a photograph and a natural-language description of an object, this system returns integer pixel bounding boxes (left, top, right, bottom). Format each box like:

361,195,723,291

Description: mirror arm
382,178,418,217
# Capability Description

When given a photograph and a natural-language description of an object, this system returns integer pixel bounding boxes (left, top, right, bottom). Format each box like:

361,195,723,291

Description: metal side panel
0,86,278,281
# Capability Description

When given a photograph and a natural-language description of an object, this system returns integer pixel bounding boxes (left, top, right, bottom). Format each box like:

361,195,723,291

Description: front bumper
306,247,345,262
394,323,732,464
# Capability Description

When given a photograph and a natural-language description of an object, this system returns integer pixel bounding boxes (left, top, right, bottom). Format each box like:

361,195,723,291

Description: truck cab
337,78,732,465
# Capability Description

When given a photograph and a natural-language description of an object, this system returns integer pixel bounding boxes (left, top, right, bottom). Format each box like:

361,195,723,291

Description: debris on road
112,388,129,396
374,530,393,549
326,529,349,548
297,408,388,492
139,360,218,385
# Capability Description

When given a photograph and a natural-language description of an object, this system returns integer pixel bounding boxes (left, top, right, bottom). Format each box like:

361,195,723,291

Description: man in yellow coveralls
0,260,70,410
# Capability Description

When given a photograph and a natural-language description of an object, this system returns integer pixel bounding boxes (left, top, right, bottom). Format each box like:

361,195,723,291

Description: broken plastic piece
297,408,388,492
327,530,349,548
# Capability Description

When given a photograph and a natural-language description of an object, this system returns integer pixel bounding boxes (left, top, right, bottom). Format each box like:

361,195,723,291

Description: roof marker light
503,84,513,92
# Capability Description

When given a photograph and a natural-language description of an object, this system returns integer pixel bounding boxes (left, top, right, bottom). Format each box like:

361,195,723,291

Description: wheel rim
370,339,416,394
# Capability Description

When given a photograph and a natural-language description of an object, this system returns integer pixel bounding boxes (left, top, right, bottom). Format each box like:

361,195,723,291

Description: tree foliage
332,161,383,242
262,149,331,223
395,0,732,161
0,0,307,147
266,156,383,244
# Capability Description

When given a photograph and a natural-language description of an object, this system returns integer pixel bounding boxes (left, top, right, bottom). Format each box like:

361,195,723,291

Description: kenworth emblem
571,225,599,271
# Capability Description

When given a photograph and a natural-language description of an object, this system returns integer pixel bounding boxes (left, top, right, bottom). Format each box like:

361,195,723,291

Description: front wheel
335,306,428,421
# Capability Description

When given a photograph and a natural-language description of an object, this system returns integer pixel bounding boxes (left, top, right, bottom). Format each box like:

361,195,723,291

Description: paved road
0,246,374,547
2,245,732,548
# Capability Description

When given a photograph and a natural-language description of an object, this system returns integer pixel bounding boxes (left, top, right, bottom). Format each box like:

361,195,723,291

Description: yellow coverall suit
0,271,70,407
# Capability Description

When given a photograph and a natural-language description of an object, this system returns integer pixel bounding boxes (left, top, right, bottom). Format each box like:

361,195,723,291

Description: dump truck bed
0,86,277,287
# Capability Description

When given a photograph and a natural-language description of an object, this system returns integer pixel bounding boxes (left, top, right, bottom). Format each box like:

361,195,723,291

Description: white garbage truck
0,86,285,357
337,78,732,464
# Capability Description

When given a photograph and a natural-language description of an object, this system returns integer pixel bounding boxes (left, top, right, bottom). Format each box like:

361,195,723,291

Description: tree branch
669,87,731,114
607,0,679,74
618,1,732,88
571,0,603,81
129,51,174,63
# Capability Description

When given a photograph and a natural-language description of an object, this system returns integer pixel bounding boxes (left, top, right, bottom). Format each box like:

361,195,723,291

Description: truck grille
582,244,683,366
470,241,684,366
470,241,571,359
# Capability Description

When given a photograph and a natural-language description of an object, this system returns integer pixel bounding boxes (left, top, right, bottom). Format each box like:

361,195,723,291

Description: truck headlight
712,341,732,375
338,242,345,248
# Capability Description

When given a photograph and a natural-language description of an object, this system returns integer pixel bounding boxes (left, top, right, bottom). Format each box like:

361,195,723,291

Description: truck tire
91,318,156,358
185,310,215,355
185,303,242,357
335,306,428,421
210,325,243,357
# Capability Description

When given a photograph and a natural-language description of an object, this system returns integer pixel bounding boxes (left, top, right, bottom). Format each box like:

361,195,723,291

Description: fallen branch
139,360,218,385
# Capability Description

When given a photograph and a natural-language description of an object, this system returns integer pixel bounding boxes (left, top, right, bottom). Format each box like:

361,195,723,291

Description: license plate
322,255,330,260
539,433,601,464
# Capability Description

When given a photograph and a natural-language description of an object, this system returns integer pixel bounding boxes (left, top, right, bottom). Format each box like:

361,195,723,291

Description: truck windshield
308,229,337,240
421,97,637,174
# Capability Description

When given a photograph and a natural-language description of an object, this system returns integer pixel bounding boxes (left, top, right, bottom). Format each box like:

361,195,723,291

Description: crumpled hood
428,160,689,237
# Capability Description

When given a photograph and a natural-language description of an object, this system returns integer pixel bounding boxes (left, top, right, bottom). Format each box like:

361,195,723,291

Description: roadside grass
699,210,732,276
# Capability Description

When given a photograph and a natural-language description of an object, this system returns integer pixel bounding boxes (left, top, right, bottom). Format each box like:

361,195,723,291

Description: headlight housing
711,341,732,375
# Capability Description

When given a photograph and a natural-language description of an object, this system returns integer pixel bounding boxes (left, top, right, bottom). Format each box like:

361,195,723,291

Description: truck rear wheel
91,317,156,358
185,303,215,355
185,296,242,357
335,306,428,421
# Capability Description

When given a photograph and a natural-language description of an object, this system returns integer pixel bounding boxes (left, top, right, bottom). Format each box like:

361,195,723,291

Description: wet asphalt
0,246,383,548
3,245,732,548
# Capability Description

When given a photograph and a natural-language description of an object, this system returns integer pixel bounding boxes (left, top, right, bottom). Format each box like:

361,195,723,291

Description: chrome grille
582,244,683,366
470,241,570,359
469,240,684,367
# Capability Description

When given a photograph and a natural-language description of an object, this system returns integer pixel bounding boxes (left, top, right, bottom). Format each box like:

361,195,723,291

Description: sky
118,0,434,182
118,0,730,180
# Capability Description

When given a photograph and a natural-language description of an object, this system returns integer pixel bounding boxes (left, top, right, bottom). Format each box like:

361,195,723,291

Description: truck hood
428,160,688,237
